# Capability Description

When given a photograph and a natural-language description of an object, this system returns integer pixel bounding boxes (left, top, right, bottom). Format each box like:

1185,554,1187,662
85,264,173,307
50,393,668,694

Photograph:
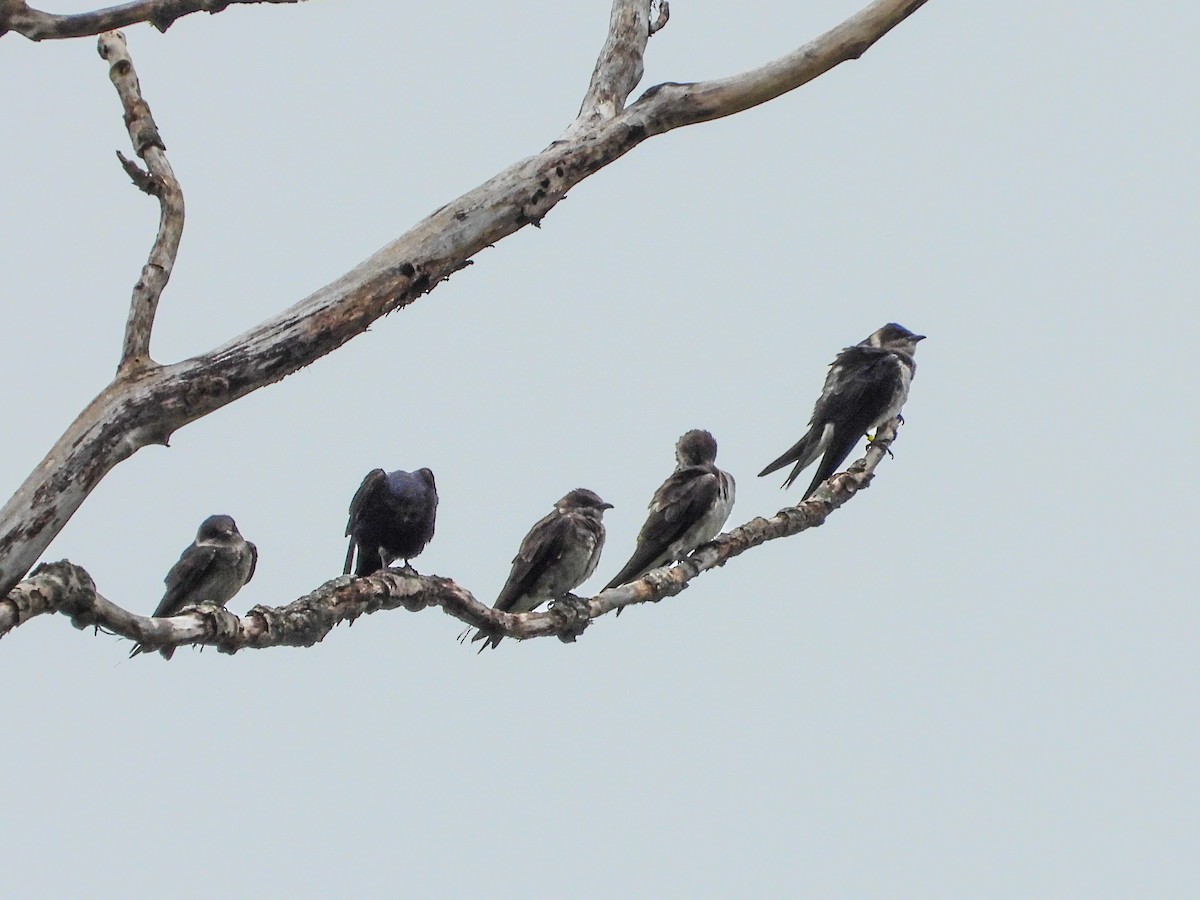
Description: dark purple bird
344,467,438,576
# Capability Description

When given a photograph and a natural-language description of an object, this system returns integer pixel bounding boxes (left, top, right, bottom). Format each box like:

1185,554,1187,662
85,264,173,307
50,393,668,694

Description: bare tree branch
630,0,930,127
99,31,184,371
0,0,308,41
569,0,654,137
648,1,669,37
0,0,931,597
0,421,905,652
0,560,97,636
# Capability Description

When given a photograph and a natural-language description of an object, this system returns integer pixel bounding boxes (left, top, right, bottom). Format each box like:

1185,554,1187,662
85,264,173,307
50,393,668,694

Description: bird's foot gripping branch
1,416,908,655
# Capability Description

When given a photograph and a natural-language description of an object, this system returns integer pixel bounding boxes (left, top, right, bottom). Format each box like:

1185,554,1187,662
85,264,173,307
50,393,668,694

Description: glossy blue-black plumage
344,468,438,576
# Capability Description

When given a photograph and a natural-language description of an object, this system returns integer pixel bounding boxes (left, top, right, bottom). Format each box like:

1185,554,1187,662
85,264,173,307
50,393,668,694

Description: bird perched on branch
759,323,925,499
130,514,257,660
603,429,735,608
344,467,438,576
469,488,612,650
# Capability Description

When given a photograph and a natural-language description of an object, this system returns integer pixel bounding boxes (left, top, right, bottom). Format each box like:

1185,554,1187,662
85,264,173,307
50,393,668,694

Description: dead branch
648,1,669,37
0,421,904,652
99,31,184,371
0,0,931,600
570,0,654,137
0,0,308,40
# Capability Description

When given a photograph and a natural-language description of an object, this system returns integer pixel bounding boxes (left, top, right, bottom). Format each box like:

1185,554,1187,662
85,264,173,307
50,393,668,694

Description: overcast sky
3,1,1197,897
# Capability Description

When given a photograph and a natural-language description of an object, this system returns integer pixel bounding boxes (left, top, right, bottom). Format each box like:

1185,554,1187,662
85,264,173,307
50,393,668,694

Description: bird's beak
912,334,927,342
601,502,615,510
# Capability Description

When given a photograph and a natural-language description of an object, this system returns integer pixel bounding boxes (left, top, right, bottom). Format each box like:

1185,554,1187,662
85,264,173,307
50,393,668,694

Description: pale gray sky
3,2,1197,897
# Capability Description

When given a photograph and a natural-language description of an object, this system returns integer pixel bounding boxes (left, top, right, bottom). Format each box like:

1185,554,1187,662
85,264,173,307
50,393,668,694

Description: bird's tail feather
603,562,643,595
458,625,502,651
128,643,175,660
759,428,820,480
605,569,643,617
351,547,384,577
799,427,863,500
471,629,502,651
760,424,832,487
605,569,644,617
606,542,672,597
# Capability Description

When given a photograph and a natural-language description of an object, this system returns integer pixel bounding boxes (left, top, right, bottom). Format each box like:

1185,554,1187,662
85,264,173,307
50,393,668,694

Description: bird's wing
811,346,898,424
244,541,258,584
760,347,899,487
345,469,387,537
493,512,574,613
153,544,219,618
800,350,904,498
798,424,867,500
757,424,830,482
605,469,721,589
344,469,387,574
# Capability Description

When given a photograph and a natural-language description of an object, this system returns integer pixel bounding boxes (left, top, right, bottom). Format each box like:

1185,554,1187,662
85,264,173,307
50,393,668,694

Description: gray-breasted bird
130,514,257,659
344,467,438,576
470,488,612,650
604,429,735,607
759,323,925,499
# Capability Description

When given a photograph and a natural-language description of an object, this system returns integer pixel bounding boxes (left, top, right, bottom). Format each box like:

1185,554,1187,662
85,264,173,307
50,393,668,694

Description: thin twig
648,0,669,36
99,30,183,371
630,0,931,127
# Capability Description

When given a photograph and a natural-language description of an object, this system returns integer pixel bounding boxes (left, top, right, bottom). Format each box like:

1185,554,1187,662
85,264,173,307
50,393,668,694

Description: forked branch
0,0,932,612
99,30,184,370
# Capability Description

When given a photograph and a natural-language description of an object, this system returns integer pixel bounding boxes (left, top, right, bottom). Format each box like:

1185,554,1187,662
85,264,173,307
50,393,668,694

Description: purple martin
604,429,735,606
469,488,612,650
344,467,438,576
759,323,925,499
130,514,257,660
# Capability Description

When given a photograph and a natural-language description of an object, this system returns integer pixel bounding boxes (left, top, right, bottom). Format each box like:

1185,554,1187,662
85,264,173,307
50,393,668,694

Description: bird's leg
865,430,895,459
550,593,592,644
